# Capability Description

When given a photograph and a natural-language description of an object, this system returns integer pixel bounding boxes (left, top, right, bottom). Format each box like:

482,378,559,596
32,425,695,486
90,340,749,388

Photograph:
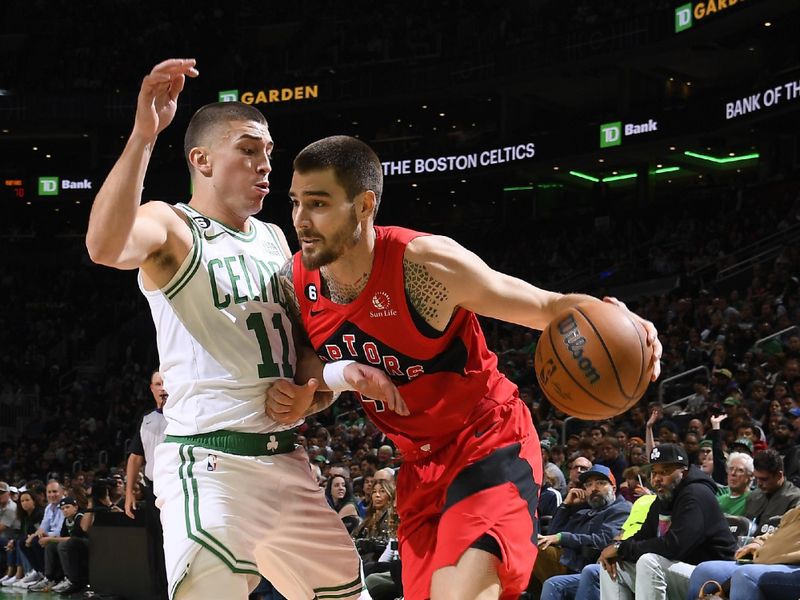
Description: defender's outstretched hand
603,297,662,381
134,58,199,140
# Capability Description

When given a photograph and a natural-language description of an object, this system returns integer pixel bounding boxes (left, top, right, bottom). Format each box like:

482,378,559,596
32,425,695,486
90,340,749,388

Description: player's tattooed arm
273,259,337,418
403,256,452,332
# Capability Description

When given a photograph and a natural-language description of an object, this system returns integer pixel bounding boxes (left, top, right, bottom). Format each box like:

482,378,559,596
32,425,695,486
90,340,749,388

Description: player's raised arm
404,234,661,379
86,59,198,269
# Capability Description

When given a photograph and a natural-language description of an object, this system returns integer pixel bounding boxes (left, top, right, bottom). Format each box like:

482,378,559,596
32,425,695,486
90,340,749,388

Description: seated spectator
364,491,402,600
38,497,90,595
627,442,648,467
596,437,628,488
325,474,361,532
598,444,736,600
539,480,563,520
354,468,376,517
745,449,800,526
730,437,754,456
687,504,800,600
530,465,630,597
353,480,396,563
619,466,650,503
373,467,396,484
7,490,45,588
542,493,658,600
717,452,754,516
0,482,18,581
565,455,592,491
542,440,568,496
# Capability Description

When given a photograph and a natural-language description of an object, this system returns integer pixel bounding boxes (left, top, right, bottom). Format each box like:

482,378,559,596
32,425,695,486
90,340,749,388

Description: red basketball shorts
396,397,542,600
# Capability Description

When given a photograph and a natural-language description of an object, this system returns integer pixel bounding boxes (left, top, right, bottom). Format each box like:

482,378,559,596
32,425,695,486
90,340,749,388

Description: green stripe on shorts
314,574,364,599
178,444,260,575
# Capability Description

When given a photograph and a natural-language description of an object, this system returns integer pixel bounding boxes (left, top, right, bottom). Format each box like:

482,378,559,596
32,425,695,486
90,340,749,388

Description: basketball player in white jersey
86,58,405,600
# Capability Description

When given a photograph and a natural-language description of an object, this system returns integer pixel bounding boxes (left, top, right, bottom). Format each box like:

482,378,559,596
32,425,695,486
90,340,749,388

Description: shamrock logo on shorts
267,436,279,452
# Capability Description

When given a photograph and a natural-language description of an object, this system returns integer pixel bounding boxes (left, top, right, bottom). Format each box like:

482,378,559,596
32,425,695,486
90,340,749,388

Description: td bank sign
38,176,93,196
674,0,746,33
599,119,658,148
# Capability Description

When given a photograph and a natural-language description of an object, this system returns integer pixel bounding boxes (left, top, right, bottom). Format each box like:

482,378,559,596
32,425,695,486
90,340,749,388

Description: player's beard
299,208,361,270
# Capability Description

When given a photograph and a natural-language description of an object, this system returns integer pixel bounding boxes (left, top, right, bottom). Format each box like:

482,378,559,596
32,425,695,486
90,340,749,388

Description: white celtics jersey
139,203,298,436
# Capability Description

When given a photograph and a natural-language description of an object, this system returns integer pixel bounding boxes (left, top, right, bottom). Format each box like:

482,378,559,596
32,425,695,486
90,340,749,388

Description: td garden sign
218,85,319,105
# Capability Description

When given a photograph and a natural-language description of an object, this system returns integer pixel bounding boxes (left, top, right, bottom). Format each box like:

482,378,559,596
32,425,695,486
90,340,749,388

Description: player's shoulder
405,233,465,263
140,200,186,221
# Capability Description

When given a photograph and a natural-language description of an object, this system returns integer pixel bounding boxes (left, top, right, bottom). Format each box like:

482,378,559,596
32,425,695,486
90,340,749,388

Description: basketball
534,301,654,419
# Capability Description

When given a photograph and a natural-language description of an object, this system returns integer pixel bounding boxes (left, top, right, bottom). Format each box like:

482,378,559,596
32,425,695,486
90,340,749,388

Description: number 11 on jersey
246,312,294,379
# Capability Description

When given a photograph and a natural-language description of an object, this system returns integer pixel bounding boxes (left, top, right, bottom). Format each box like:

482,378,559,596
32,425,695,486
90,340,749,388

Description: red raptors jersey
293,226,519,460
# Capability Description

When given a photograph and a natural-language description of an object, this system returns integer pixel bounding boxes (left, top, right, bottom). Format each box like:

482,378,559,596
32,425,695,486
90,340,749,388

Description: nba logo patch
207,454,218,472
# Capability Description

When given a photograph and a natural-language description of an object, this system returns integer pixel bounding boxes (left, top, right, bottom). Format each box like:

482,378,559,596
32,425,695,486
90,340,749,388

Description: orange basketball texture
534,302,654,419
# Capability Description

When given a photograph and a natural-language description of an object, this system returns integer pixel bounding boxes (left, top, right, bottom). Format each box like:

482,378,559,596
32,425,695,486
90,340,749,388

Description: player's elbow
85,236,120,267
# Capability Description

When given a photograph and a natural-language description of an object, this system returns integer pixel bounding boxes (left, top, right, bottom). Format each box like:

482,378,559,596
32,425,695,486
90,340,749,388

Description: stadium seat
725,514,754,537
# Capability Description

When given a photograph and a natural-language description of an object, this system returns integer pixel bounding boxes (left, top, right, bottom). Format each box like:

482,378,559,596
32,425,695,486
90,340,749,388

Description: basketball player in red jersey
266,136,662,600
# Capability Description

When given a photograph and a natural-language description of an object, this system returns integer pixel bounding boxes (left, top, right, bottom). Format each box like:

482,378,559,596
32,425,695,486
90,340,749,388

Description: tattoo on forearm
278,259,302,326
403,257,449,325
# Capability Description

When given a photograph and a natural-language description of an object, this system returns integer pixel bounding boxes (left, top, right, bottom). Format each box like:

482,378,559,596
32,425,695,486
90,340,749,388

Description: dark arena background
1,1,800,599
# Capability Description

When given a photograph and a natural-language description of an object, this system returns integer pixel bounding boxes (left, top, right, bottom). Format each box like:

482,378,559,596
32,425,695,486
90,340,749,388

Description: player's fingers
150,58,197,75
272,378,299,399
388,387,409,416
141,73,172,91
305,378,319,395
168,74,186,101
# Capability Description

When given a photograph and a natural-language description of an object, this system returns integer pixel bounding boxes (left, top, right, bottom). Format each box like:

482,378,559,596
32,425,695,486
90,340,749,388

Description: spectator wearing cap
30,497,90,594
710,368,734,406
745,449,800,526
598,443,735,600
730,437,754,456
717,452,754,517
531,465,631,598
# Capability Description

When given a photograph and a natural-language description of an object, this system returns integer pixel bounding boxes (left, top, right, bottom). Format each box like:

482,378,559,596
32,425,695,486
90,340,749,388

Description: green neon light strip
503,186,534,191
684,151,760,164
570,166,680,184
602,173,637,182
568,171,600,183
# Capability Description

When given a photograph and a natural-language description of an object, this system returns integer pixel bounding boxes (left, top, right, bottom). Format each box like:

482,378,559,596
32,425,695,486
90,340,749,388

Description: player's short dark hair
293,135,383,215
184,102,267,171
753,449,783,474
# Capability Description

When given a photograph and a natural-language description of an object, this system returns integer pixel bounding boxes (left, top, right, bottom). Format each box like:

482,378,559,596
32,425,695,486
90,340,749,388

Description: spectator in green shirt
717,452,754,516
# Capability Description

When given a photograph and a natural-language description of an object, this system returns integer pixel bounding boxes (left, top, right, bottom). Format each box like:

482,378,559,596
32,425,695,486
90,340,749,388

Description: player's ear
189,147,212,176
358,190,376,221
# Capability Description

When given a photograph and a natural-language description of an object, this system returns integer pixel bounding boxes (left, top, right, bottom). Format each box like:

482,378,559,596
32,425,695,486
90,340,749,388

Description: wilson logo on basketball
558,315,601,384
370,292,398,318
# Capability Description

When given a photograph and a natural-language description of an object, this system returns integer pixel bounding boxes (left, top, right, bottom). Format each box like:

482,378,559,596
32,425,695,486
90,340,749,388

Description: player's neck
188,193,251,232
321,226,376,303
